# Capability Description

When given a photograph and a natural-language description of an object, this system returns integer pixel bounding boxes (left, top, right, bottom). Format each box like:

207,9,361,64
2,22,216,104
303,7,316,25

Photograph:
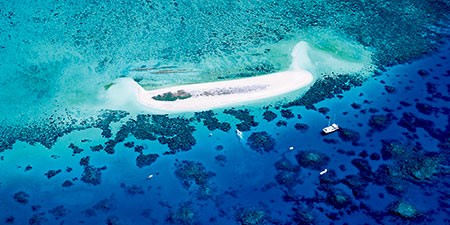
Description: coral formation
295,151,330,170
247,131,276,153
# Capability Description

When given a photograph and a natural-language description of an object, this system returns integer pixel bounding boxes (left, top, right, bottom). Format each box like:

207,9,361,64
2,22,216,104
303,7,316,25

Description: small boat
236,129,243,139
322,123,339,134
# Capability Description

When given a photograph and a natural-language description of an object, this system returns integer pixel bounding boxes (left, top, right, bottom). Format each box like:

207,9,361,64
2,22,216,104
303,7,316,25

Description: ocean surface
1,1,449,225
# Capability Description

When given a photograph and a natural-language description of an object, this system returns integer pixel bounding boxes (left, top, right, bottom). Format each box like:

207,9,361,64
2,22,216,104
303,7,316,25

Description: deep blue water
1,1,450,225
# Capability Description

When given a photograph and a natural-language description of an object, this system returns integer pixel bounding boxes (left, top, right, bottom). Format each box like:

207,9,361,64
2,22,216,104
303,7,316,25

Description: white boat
322,123,339,134
236,129,243,139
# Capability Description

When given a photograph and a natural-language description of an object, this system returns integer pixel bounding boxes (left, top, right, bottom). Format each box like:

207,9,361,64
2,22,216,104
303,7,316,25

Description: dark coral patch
276,120,287,127
120,183,145,195
62,180,74,187
280,109,295,119
368,113,396,131
81,165,106,186
247,131,275,153
224,109,258,131
295,151,330,170
294,123,309,132
136,153,159,168
45,169,62,179
389,201,420,220
48,205,70,219
337,128,360,144
13,191,30,204
275,171,298,188
167,202,197,225
235,207,267,225
195,110,231,132
68,143,83,155
262,110,277,122
174,160,215,189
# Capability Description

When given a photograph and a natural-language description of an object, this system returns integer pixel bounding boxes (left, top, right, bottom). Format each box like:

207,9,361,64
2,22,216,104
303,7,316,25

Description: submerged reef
13,191,30,204
295,150,330,170
80,157,107,186
274,157,301,188
389,201,421,220
247,131,276,153
284,74,365,109
105,114,197,154
235,207,268,225
136,153,159,168
262,110,277,122
224,109,258,131
368,113,396,131
166,202,197,225
0,109,198,156
174,160,215,189
194,110,231,132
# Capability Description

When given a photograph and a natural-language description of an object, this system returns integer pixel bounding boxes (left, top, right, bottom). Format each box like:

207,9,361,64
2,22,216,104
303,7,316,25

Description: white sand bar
104,41,322,112
103,40,373,113
131,41,316,112
135,70,313,112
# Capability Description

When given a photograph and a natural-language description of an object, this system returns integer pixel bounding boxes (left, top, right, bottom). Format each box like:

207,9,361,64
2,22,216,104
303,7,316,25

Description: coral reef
295,151,330,170
235,207,267,225
194,111,231,132
275,171,298,188
326,189,352,209
284,74,365,109
44,169,62,179
68,143,83,155
280,109,295,119
48,205,70,220
120,183,145,195
276,120,287,127
337,127,360,145
166,202,196,225
13,191,30,204
368,113,396,131
247,131,275,153
136,153,159,168
81,165,107,186
294,123,310,132
389,201,420,219
224,109,258,131
262,110,277,122
174,160,215,189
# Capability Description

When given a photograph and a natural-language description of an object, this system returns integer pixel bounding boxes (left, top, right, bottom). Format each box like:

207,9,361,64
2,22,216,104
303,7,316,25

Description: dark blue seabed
1,1,450,225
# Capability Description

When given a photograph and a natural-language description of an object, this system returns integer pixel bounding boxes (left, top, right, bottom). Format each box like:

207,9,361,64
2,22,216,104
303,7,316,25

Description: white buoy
320,169,328,175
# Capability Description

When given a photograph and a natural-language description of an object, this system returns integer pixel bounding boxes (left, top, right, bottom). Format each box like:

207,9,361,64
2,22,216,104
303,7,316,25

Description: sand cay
103,41,370,113
135,69,313,112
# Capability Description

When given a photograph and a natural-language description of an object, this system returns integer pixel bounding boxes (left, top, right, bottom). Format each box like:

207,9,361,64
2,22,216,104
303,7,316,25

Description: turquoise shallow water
1,1,450,224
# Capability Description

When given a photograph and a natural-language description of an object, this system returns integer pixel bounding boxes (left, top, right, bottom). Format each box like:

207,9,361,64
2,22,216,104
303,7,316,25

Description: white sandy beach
102,41,371,113
134,70,313,112
109,41,315,112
